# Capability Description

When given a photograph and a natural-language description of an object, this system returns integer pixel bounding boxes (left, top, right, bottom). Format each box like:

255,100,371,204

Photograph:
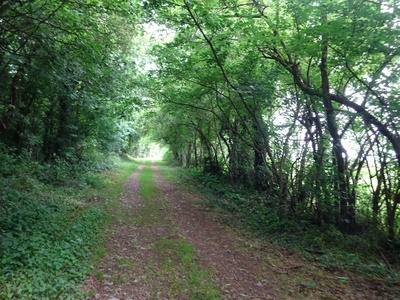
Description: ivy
0,177,108,299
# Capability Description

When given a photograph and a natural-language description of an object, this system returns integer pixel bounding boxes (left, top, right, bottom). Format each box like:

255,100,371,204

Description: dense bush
0,152,109,299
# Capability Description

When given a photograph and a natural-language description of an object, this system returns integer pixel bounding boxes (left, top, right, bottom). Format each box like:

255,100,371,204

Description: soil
83,163,400,300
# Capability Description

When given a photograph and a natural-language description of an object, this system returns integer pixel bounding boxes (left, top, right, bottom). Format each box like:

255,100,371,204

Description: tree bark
320,36,354,232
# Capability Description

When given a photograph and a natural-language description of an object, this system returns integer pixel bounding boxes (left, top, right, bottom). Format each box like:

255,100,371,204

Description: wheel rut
83,162,398,300
83,163,279,299
151,164,279,300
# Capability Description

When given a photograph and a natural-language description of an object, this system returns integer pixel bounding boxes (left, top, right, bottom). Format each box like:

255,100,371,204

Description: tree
0,0,141,165
144,0,400,238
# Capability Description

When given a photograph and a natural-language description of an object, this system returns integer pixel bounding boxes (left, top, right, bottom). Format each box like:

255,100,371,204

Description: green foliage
0,143,17,176
1,0,399,293
188,169,282,233
0,0,142,164
157,162,183,183
162,150,177,165
0,154,109,299
144,0,400,242
187,170,399,280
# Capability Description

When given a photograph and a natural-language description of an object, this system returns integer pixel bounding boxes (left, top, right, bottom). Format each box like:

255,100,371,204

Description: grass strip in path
152,238,221,300
138,165,221,299
84,161,220,299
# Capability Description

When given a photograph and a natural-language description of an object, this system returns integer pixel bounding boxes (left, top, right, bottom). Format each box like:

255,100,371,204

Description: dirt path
83,164,151,299
83,162,399,300
151,164,279,299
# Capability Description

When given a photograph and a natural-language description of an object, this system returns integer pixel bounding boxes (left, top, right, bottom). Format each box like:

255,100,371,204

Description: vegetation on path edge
1,156,399,298
0,156,138,299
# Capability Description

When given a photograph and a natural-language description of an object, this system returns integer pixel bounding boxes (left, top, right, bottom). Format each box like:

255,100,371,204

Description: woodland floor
82,162,400,300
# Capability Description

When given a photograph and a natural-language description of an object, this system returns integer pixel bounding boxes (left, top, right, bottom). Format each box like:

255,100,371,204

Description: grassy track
137,164,221,299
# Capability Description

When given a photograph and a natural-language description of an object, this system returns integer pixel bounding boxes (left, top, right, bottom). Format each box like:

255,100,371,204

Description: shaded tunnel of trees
1,0,400,242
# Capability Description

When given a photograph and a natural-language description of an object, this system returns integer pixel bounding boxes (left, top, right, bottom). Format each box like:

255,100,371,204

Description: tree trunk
253,119,266,190
186,141,192,168
320,36,355,233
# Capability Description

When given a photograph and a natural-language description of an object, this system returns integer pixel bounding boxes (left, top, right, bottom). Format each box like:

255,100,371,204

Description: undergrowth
185,169,400,282
0,150,137,299
154,238,220,300
157,161,183,183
